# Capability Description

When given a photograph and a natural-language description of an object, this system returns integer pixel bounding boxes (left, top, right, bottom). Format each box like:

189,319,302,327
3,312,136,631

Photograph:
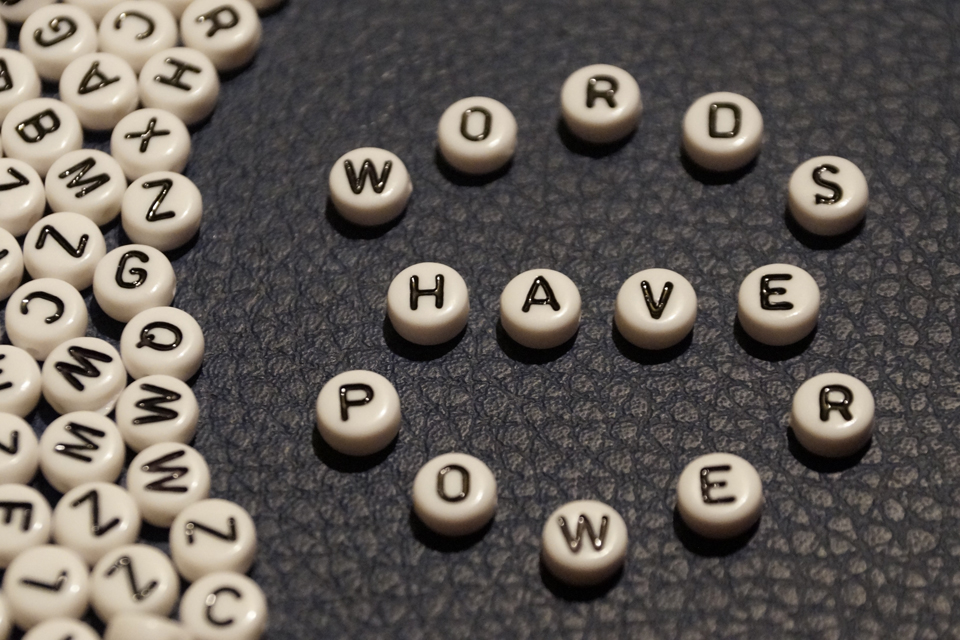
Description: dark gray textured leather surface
13,0,960,637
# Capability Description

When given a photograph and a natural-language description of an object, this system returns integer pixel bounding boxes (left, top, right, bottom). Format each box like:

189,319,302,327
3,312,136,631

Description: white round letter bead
0,347,42,418
0,229,23,302
122,172,203,251
560,64,642,144
328,147,412,226
45,150,128,226
120,306,204,381
38,412,125,493
315,370,401,456
114,375,198,451
790,372,875,457
52,482,141,567
111,108,191,181
126,442,211,527
1,99,83,178
41,338,127,415
100,2,180,74
387,262,469,345
170,498,257,582
6,279,88,362
180,572,267,640
0,0,56,24
412,453,497,537
500,269,581,349
93,245,177,323
0,484,51,566
541,499,628,587
437,97,517,174
105,613,186,640
0,50,42,122
615,268,697,350
181,0,262,72
676,452,763,539
23,212,107,290
0,414,39,483
59,53,140,132
91,544,180,621
737,263,820,346
788,156,869,236
139,47,220,126
20,5,98,82
682,92,763,172
0,159,45,238
2,545,89,629
23,619,100,640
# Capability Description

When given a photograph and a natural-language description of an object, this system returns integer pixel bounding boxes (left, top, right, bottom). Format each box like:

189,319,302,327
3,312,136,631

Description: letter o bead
315,370,401,456
500,269,581,349
615,268,697,350
560,64,642,144
676,452,762,539
790,373,875,457
682,92,763,172
179,572,267,640
788,156,869,236
541,499,628,587
387,262,469,345
412,453,497,537
328,147,412,226
437,96,517,175
737,264,820,346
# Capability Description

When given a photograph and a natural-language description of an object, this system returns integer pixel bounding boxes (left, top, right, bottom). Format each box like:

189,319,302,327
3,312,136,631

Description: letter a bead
500,269,581,349
676,452,762,539
541,500,628,586
315,370,401,456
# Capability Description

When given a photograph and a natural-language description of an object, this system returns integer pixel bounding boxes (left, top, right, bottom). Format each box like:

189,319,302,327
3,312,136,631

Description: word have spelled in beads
318,63,875,588
0,0,281,637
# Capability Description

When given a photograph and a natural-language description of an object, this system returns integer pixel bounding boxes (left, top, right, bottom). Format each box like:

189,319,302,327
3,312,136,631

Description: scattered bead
59,52,140,131
437,96,517,174
45,149,128,226
139,47,220,126
788,155,869,236
315,370,401,456
387,262,469,345
114,375,199,452
52,482,142,567
615,268,697,350
126,442,211,527
23,212,107,290
0,158,45,238
682,91,763,172
0,347,42,418
790,372,875,457
181,0,263,72
40,337,127,415
412,453,496,537
38,411,125,493
90,544,180,621
0,484,51,567
6,278,88,362
500,268,581,349
2,545,89,629
0,593,10,640
93,244,177,323
541,499,628,586
560,64,642,144
328,147,412,226
105,613,186,640
676,452,763,539
99,1,180,74
0,50,42,122
0,413,40,483
179,571,267,640
737,263,820,346
120,306,205,380
170,498,257,582
121,171,203,251
0,229,23,302
1,98,84,178
111,108,192,181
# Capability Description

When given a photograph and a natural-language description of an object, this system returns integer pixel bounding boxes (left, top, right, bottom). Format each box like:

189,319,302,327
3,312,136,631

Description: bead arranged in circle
683,91,763,172
737,263,820,346
500,268,581,349
541,499,628,586
387,262,470,346
788,155,869,236
561,64,642,144
413,453,497,537
315,370,401,456
790,372,875,457
615,268,697,350
676,452,763,539
328,147,412,226
437,96,518,174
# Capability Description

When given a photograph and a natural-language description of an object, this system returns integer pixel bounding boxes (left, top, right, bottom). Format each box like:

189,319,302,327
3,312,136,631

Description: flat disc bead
111,108,192,181
500,268,581,349
120,306,205,380
0,484,50,567
105,613,187,640
23,212,107,291
90,544,180,621
737,263,820,346
41,337,127,415
682,91,763,172
99,1,179,73
93,244,177,323
45,149,128,226
1,99,83,178
790,372,875,457
0,413,39,483
179,572,267,640
6,278,88,361
0,228,23,302
788,156,869,236
121,171,203,251
2,545,89,629
0,50,42,122
63,0,126,24
169,498,257,581
19,5,99,82
561,64,642,144
38,411,125,492
52,482,142,566
0,0,57,23
614,268,697,350
126,442,211,527
676,452,763,539
412,453,497,536
0,347,42,418
59,52,139,131
328,147,412,226
0,159,47,238
23,619,100,640
139,47,220,126
437,96,517,174
387,262,469,345
315,370,401,456
541,499,628,586
180,0,262,72
114,375,199,451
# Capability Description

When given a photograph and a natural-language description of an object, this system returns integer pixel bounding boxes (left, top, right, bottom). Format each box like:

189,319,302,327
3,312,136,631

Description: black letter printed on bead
522,275,561,312
58,157,111,198
105,555,158,601
133,383,181,424
586,75,618,108
558,514,608,552
54,422,105,463
55,347,113,391
154,58,202,91
709,102,741,138
0,501,33,531
141,449,189,492
115,250,150,289
71,488,121,536
136,322,182,351
141,179,176,221
640,280,674,320
196,5,240,37
35,225,88,257
759,274,793,311
125,117,171,153
21,291,64,324
0,59,13,92
343,159,391,194
460,106,492,141
409,275,444,310
185,517,237,544
78,61,120,95
34,16,77,47
700,465,736,504
206,587,241,626
812,164,843,205
114,11,155,39
819,385,854,421
0,167,29,191
436,465,469,502
16,109,61,143
338,384,373,421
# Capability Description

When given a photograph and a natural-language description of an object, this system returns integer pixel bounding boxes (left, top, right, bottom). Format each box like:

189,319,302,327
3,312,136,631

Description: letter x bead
737,263,820,346
315,370,401,456
790,372,875,457
541,499,628,586
111,108,191,181
560,64,642,144
676,452,763,539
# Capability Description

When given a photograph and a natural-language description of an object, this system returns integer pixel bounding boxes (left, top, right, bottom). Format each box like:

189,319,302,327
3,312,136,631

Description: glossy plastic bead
0,50,42,122
52,482,141,566
682,92,763,172
6,279,87,362
676,452,763,539
170,498,257,582
615,268,697,350
788,156,869,236
20,5,98,82
2,545,89,629
105,613,186,640
114,375,198,452
23,619,100,640
387,262,469,345
23,212,106,290
500,268,581,349
0,414,39,483
126,442,211,527
121,171,203,251
0,229,22,302
541,500,628,586
0,484,50,566
412,453,496,537
0,0,57,24
315,370,401,456
0,159,46,238
91,544,180,621
41,337,127,415
111,108,191,181
1,99,83,178
181,0,262,72
99,1,179,73
59,53,139,131
790,372,875,457
437,96,517,174
120,306,204,380
328,147,412,226
180,572,267,640
93,245,177,323
45,150,128,226
0,348,42,418
38,412,125,493
561,64,642,144
248,0,283,11
737,263,820,346
139,47,220,126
